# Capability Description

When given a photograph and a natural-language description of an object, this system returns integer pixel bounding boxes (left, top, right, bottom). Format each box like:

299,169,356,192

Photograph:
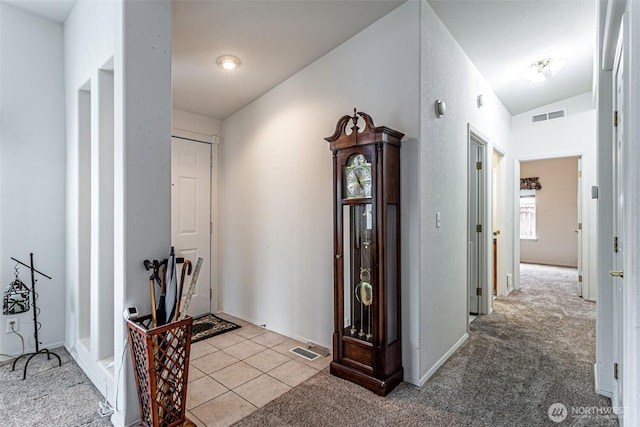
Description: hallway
0,264,618,426
235,264,617,426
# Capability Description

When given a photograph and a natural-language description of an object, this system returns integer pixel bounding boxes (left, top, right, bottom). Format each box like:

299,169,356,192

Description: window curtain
520,177,541,190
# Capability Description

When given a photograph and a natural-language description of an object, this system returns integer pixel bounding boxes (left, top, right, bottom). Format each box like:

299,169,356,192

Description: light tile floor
185,313,331,427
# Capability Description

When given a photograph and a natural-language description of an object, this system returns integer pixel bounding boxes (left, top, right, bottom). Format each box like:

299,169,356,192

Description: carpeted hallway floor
0,347,112,427
0,264,618,426
232,263,618,426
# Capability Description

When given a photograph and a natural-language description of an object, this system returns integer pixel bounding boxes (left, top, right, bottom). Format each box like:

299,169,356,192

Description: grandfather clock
325,110,403,396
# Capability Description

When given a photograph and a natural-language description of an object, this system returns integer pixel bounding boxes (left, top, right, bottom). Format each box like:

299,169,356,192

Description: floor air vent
289,346,320,361
530,109,566,123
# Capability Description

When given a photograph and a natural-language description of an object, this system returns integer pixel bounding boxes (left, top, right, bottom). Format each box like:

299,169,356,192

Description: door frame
467,124,491,316
492,147,507,296
171,128,220,314
513,152,588,297
611,15,627,414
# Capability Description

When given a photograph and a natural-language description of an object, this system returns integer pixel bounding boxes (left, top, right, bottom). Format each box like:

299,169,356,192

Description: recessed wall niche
78,83,92,349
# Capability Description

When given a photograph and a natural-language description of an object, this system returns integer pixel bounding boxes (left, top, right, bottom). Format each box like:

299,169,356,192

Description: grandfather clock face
344,154,372,199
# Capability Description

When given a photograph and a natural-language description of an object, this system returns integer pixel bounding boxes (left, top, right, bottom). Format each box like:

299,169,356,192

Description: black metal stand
9,253,61,380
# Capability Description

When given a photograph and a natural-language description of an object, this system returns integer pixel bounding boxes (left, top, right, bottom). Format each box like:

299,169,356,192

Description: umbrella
153,259,167,326
164,247,178,324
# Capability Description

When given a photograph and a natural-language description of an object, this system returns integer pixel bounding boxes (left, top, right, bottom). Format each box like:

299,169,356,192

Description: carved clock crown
324,109,404,151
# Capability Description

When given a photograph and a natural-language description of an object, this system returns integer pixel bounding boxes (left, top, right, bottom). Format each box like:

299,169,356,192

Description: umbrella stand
9,253,61,380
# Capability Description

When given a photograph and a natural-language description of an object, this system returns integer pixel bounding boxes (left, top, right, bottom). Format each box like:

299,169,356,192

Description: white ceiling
172,0,406,120
3,0,76,23
428,0,596,115
7,0,596,119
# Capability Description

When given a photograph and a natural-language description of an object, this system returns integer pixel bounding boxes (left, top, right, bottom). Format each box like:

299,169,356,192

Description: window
520,194,536,239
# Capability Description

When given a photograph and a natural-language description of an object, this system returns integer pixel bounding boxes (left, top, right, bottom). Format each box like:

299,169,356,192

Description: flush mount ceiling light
217,55,241,70
522,58,566,83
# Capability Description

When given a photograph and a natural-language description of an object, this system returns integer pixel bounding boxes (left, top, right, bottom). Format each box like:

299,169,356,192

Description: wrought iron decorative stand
10,253,61,380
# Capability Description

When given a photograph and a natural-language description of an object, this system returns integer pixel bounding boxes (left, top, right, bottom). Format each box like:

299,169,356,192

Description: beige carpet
233,263,617,426
0,347,111,427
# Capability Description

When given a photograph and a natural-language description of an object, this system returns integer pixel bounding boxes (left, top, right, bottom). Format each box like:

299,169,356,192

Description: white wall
220,1,514,386
597,1,640,423
221,1,421,381
624,4,640,423
418,2,513,383
520,157,579,267
595,0,614,398
65,1,172,425
64,0,118,404
172,108,222,137
512,91,597,301
64,0,116,357
0,4,66,360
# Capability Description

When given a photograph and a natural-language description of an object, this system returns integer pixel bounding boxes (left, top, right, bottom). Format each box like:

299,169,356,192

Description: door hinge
578,170,582,178
614,363,619,380
476,224,482,233
210,288,213,300
210,222,213,234
614,236,619,253
578,223,582,230
578,275,583,283
614,111,618,128
476,287,482,296
476,161,482,170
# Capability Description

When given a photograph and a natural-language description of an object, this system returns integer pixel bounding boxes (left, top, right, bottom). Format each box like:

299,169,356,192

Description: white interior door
611,37,625,412
171,137,212,317
468,137,484,315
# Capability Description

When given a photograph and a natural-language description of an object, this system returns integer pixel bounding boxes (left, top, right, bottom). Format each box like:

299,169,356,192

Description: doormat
191,314,241,343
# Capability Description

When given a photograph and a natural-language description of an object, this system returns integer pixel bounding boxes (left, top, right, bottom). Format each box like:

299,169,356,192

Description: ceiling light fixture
522,58,566,83
217,55,241,70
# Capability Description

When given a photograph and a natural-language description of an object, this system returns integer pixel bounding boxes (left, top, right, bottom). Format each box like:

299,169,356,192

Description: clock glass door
342,203,373,342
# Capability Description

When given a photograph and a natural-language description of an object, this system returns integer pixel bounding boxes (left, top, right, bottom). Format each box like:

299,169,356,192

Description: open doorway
518,156,582,290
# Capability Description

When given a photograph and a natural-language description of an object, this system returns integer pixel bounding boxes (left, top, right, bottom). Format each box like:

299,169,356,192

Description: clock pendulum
354,207,373,340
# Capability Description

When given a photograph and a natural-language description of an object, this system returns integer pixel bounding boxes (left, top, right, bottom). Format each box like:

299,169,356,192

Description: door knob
609,270,624,278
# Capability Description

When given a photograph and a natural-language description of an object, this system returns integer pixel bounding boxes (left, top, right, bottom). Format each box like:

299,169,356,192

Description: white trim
171,128,217,144
417,333,468,386
595,362,614,398
516,150,587,162
514,152,590,299
602,0,627,70
170,137,218,316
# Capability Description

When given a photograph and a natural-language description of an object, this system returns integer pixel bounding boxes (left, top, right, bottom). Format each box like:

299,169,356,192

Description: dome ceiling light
522,58,566,84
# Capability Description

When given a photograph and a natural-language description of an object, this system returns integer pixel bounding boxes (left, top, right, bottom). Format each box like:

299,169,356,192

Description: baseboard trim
417,333,468,386
594,362,613,398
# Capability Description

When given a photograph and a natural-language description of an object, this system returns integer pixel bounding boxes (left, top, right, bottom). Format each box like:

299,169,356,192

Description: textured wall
419,1,513,383
0,4,66,360
221,1,421,381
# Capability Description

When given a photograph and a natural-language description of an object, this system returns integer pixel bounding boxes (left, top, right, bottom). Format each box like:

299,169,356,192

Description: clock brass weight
325,110,403,396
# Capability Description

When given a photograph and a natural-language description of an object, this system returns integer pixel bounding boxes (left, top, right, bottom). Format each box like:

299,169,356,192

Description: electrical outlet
6,318,18,333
